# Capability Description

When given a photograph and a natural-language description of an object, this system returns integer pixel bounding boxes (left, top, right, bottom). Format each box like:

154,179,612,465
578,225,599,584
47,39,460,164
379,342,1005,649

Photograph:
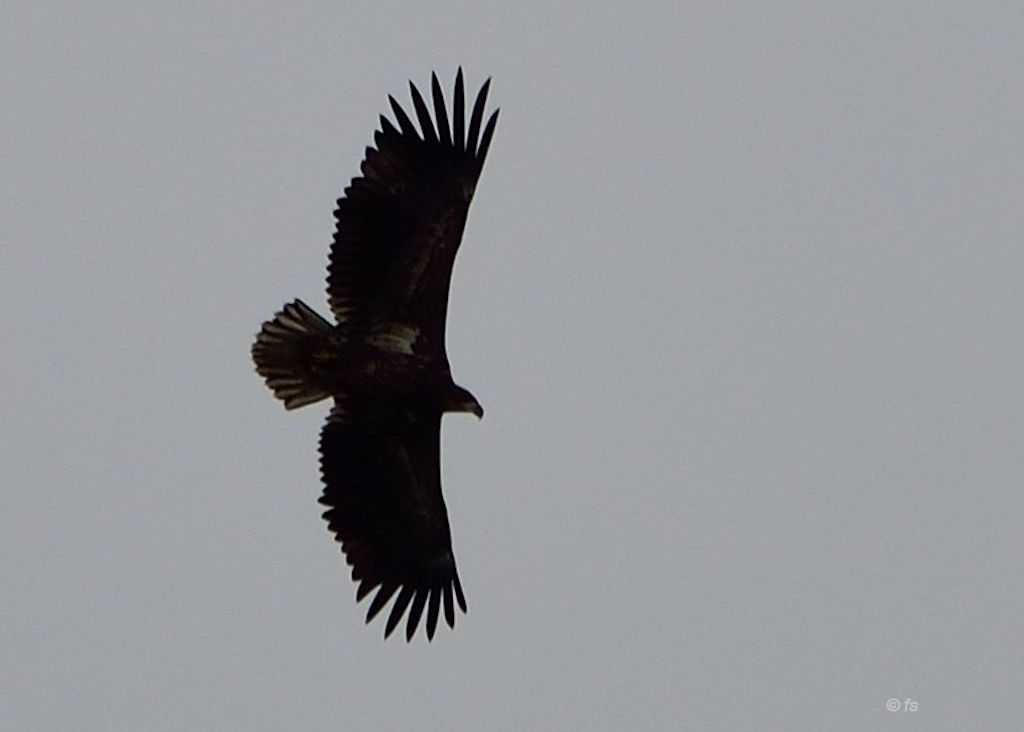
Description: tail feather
252,299,335,409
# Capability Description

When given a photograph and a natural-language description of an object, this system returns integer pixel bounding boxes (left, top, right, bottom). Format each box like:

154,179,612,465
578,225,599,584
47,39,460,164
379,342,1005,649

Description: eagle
251,69,498,641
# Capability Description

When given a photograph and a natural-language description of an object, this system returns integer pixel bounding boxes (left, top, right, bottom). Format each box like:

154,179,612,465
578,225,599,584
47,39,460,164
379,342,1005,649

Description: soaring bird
251,69,498,641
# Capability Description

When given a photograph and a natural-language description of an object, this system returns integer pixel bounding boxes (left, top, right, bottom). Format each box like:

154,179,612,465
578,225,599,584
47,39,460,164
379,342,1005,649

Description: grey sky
3,2,1022,730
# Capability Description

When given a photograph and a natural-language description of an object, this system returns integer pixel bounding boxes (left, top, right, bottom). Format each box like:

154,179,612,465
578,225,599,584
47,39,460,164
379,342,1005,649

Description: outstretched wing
318,403,467,641
326,68,499,356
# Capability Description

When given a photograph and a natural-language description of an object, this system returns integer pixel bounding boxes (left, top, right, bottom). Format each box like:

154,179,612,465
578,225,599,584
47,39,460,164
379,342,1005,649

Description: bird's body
251,70,497,641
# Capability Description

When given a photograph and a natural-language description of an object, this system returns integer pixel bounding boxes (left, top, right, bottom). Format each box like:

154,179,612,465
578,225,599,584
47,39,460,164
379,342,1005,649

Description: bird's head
447,384,484,420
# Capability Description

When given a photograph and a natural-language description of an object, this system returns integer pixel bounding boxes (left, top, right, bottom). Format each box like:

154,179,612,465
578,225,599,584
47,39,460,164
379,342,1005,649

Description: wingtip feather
426,588,441,640
477,109,500,164
384,586,416,639
430,72,451,146
408,80,437,143
454,69,466,152
366,582,399,625
454,574,467,613
405,589,429,641
466,77,492,155
388,94,417,138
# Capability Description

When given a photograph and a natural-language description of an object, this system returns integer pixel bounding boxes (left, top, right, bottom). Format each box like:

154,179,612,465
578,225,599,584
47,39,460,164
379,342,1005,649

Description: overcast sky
3,2,1022,730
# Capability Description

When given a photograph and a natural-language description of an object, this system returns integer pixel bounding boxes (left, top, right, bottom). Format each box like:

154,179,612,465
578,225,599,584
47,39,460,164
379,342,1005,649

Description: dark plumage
251,70,498,641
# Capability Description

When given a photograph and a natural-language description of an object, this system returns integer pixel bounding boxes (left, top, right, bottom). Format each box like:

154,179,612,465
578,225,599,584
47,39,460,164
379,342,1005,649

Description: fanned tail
252,299,335,409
